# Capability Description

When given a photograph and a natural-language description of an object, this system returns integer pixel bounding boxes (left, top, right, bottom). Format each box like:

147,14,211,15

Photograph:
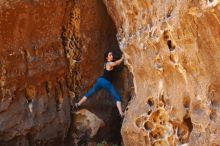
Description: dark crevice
183,116,193,142
167,40,176,51
166,6,173,18
45,81,52,94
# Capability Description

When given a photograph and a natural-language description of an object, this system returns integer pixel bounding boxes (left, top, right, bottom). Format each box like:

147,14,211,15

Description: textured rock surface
103,0,220,146
0,0,71,145
73,109,105,139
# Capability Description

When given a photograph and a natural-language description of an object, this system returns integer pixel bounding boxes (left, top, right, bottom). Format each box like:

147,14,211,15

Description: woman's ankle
120,112,124,118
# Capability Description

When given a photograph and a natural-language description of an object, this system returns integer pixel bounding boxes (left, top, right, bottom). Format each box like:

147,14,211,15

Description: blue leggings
84,77,122,102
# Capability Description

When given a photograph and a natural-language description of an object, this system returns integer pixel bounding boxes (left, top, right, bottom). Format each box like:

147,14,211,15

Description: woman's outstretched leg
76,96,87,107
105,82,124,117
75,78,102,108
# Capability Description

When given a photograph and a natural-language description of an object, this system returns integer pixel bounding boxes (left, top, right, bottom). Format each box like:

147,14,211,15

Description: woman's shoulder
105,62,114,70
106,61,114,66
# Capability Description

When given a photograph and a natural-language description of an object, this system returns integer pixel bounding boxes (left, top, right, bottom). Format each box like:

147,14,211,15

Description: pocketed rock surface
103,0,220,145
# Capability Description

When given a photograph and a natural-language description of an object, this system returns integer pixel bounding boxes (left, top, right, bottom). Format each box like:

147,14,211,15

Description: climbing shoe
71,103,79,113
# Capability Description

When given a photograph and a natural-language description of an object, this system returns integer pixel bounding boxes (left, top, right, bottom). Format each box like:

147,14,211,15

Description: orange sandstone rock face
0,0,71,145
104,0,220,145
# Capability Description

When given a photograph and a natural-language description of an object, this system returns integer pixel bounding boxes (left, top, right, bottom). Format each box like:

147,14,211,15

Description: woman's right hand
111,53,125,67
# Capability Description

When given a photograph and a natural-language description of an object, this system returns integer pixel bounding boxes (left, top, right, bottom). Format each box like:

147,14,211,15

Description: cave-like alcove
67,0,134,145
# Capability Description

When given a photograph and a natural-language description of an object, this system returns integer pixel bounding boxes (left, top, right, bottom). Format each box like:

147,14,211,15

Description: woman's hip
98,77,112,87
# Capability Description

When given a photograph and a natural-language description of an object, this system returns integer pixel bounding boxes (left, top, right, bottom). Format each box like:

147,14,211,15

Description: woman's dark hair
104,50,112,62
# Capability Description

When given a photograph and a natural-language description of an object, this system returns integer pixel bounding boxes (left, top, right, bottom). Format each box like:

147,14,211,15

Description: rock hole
135,117,143,128
148,109,152,115
147,98,155,107
135,116,148,128
163,30,170,40
182,116,193,143
183,96,190,108
159,93,166,107
167,40,172,48
184,116,193,132
167,40,176,51
144,121,154,131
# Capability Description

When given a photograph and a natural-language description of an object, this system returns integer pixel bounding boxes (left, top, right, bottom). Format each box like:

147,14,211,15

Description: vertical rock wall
104,0,220,146
0,0,71,145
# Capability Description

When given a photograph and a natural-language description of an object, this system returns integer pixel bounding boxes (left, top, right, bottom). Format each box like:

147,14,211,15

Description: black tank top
101,63,114,82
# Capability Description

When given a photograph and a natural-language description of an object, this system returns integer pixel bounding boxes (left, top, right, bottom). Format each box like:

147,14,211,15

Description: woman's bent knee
115,96,122,102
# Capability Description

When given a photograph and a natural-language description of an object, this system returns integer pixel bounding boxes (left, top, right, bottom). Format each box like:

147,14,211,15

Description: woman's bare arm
109,54,124,67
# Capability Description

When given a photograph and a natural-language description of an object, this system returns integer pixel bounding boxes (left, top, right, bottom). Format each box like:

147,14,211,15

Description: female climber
75,51,125,118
